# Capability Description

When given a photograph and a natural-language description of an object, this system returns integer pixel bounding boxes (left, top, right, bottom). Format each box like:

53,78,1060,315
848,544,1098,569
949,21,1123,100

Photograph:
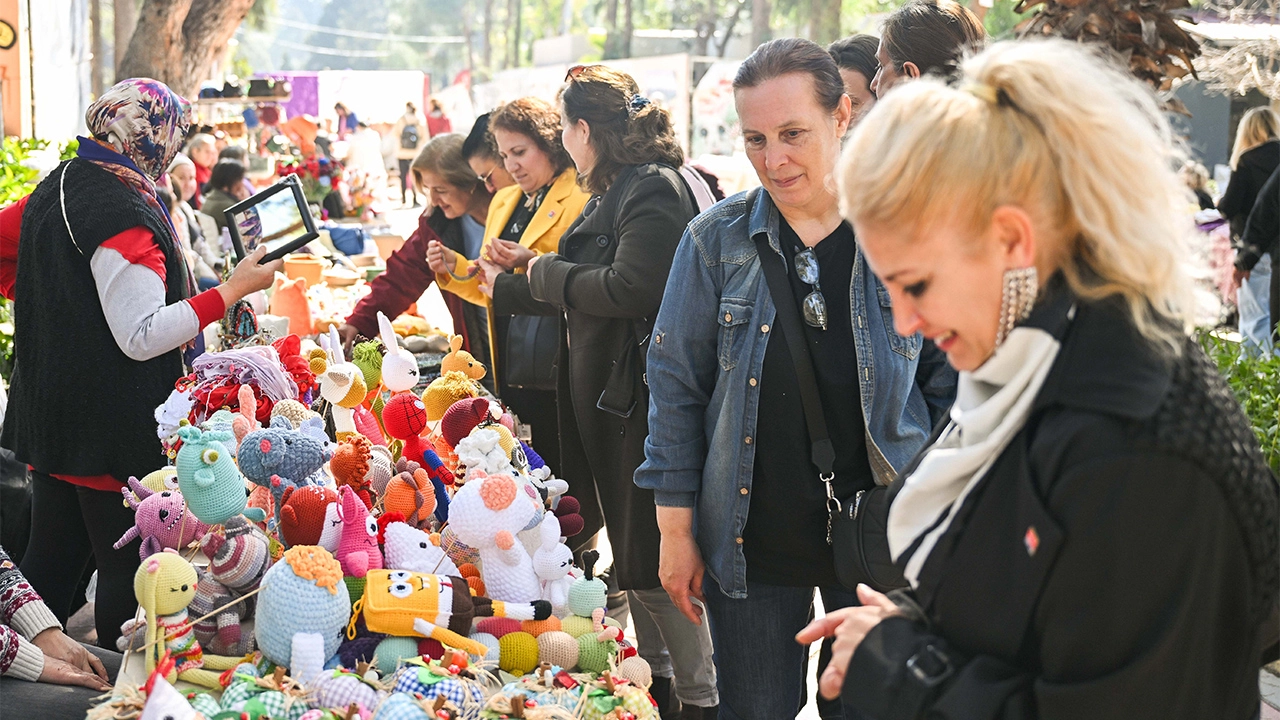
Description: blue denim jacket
634,190,958,598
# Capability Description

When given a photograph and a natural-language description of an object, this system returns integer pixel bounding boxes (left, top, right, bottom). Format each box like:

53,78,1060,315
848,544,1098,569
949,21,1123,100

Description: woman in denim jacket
635,38,956,719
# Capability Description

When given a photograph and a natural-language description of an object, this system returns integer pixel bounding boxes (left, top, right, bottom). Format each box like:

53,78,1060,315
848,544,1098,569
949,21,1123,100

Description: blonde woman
797,40,1277,718
1221,106,1279,354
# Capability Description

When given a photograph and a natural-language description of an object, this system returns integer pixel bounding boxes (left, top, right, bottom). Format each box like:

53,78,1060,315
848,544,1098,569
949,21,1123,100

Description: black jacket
1238,166,1279,343
1219,140,1280,239
522,163,697,590
843,290,1279,720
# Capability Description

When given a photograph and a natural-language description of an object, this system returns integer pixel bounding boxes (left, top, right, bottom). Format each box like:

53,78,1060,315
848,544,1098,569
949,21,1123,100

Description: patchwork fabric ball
521,616,561,637
468,632,500,663
536,630,579,671
497,679,582,711
391,664,483,707
580,684,658,720
576,635,613,674
475,617,521,639
314,671,383,712
498,631,539,675
240,690,310,720
374,636,422,673
371,692,433,720
561,615,595,638
617,655,653,689
186,691,221,716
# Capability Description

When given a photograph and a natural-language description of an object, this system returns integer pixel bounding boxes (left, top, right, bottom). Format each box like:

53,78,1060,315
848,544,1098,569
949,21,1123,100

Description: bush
1199,332,1280,476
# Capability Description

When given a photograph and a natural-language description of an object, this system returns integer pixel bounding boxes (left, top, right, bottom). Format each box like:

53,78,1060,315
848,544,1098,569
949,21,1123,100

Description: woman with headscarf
0,79,281,649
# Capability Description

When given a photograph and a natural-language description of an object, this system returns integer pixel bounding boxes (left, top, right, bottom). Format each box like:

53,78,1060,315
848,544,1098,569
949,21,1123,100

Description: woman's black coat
843,293,1279,720
509,163,697,590
1219,140,1280,238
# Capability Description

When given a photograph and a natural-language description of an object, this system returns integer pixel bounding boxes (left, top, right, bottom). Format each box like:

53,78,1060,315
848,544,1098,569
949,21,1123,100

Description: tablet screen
231,187,312,257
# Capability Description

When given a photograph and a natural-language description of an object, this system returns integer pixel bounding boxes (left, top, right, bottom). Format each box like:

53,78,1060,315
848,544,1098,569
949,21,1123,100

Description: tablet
224,174,320,264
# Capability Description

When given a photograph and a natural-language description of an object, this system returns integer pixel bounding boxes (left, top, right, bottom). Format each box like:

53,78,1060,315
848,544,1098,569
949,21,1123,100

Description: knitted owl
447,469,543,603
254,545,352,667
175,426,266,526
239,416,332,525
335,485,383,578
115,477,209,560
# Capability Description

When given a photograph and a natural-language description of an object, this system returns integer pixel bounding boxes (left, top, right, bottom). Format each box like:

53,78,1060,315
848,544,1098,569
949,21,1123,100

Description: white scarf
887,318,1068,588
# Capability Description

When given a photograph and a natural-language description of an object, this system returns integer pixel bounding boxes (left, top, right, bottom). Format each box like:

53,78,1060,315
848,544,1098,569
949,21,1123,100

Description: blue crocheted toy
175,425,266,526
253,545,352,667
238,416,332,525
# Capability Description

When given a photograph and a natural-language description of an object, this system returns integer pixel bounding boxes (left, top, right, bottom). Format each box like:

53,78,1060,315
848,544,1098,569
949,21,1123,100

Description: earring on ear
996,267,1038,347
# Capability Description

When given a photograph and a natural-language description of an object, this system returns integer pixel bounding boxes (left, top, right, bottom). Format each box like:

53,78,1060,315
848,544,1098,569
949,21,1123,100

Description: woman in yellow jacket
427,97,589,479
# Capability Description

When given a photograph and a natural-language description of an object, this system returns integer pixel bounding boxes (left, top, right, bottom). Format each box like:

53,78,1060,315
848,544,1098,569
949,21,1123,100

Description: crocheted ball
344,576,366,608
521,616,561,637
475,617,521,639
567,576,608,617
279,485,338,548
254,545,351,666
537,631,579,671
375,637,422,673
417,638,445,660
560,615,595,638
422,371,479,424
616,655,653,689
469,632,500,663
271,399,316,429
576,635,612,674
439,526,480,567
440,397,491,448
498,631,539,675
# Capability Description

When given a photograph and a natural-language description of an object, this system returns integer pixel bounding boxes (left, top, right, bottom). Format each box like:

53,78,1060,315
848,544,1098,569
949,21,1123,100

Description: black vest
2,159,189,481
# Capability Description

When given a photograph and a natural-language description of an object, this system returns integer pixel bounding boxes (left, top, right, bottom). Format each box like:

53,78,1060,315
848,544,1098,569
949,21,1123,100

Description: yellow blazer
436,167,590,378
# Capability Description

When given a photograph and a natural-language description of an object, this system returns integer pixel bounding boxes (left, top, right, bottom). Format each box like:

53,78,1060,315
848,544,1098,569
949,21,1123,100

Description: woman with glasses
462,112,516,194
337,134,494,372
427,97,590,482
636,38,957,719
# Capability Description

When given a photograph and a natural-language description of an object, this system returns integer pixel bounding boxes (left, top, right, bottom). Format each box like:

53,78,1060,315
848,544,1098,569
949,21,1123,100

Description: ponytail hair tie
628,95,651,116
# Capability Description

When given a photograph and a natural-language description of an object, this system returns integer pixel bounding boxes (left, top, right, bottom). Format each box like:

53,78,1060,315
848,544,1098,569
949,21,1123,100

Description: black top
1218,140,1280,238
499,187,547,242
741,218,874,587
3,159,187,481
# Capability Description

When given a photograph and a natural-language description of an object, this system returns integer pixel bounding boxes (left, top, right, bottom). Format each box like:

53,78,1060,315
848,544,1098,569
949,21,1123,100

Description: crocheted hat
269,398,317,430
279,485,339,548
200,516,271,594
440,397,492,449
422,371,479,424
253,545,351,667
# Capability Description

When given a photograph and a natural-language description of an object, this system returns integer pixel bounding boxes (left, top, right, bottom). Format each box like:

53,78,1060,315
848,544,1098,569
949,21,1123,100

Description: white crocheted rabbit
532,513,576,616
448,469,543,603
377,311,420,394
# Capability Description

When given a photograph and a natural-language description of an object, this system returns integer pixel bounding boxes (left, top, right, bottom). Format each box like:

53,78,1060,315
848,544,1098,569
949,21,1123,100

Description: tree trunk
505,0,521,68
116,0,257,98
603,0,621,60
113,0,138,77
718,0,745,56
621,0,633,58
482,0,493,73
462,0,476,78
91,0,104,95
751,0,770,49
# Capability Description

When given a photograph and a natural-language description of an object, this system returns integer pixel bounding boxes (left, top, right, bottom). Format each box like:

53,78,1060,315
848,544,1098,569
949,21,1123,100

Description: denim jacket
634,189,958,598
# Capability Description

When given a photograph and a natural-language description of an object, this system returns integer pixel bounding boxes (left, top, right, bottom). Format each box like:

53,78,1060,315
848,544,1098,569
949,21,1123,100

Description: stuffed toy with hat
378,311,420,394
188,567,253,656
239,417,332,525
331,435,374,510
128,550,242,689
310,326,368,440
421,372,478,427
200,515,272,596
254,545,352,668
439,397,493,451
115,477,209,560
279,485,340,549
439,335,485,382
382,521,459,577
447,469,543,603
335,485,383,578
175,426,267,526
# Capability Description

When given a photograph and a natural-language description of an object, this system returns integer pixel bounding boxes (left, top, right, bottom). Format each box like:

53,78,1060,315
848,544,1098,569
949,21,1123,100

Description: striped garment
0,545,63,680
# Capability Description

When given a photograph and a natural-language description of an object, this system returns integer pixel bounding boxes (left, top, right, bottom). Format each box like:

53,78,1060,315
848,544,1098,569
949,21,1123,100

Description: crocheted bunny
115,477,209,560
336,485,383,578
239,416,332,525
378,311,420,394
447,469,543,603
440,334,486,382
382,521,460,577
175,426,266,526
309,326,368,439
532,514,576,616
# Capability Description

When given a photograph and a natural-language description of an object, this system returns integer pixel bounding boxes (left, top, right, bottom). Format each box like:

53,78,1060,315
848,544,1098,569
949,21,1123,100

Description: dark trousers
703,579,867,720
0,644,121,720
397,158,416,204
19,472,141,650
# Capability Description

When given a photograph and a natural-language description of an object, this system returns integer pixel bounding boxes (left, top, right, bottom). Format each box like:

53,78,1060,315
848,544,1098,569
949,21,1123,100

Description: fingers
857,583,898,612
86,650,108,681
795,613,844,644
690,565,705,604
819,637,854,700
664,583,702,625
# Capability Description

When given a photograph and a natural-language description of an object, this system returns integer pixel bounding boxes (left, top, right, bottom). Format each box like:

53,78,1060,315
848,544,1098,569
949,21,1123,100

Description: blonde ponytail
840,38,1203,353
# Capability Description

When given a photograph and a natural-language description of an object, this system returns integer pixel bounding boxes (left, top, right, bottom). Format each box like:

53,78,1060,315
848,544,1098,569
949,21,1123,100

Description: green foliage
1200,332,1280,476
0,137,59,383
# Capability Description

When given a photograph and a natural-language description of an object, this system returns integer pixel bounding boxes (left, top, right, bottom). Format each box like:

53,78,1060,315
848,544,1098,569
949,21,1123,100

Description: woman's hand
526,254,542,275
217,246,283,307
796,584,902,700
476,258,503,299
426,240,460,276
656,506,706,625
32,628,108,681
335,323,362,354
486,239,536,271
38,655,111,691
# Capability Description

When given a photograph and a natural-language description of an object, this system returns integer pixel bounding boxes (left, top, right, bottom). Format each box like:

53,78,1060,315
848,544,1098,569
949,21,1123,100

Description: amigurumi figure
175,425,266,526
114,476,209,560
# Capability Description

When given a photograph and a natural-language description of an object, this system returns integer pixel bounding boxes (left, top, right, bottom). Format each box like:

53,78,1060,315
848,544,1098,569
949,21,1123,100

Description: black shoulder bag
746,188,906,593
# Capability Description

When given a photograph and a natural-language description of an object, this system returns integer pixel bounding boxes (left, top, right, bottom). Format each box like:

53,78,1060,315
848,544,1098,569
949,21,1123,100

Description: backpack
400,122,420,150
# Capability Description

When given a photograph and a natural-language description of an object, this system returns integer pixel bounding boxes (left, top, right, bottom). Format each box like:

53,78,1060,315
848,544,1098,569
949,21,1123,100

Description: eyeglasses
794,247,828,330
477,165,495,186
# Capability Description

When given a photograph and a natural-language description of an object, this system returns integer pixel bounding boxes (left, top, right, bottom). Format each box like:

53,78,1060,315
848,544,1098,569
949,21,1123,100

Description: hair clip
628,95,652,116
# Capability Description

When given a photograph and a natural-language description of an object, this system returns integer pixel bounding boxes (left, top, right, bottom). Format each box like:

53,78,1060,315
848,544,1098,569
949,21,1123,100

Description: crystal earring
996,267,1039,346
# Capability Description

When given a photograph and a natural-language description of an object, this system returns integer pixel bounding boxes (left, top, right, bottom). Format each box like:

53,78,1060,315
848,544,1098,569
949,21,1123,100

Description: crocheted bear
239,416,332,525
447,469,543,603
175,426,266,526
336,485,383,578
114,477,209,560
254,545,352,667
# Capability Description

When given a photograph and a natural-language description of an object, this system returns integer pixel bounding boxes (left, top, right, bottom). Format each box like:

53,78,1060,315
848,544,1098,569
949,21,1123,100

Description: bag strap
746,188,843,532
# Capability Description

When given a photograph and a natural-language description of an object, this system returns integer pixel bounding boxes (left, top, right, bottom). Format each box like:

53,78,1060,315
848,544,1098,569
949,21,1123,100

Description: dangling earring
996,267,1039,346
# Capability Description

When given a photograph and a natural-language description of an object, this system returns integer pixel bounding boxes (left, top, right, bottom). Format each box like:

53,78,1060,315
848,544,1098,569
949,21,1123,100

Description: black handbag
747,188,906,593
504,315,560,391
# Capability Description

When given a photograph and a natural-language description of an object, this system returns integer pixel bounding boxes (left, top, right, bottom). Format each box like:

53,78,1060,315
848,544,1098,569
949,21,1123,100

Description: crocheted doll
175,426,267,525
310,327,368,440
378,311,420,394
382,521,459,577
447,469,543,603
200,516,272,596
128,550,241,689
189,567,253,656
335,485,383,578
279,485,340,549
439,335,486,382
331,435,374,510
254,545,352,668
531,514,576,617
239,416,332,525
115,477,209,560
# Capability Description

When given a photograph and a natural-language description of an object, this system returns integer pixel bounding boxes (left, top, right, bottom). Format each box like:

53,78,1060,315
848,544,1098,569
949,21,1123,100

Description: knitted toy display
531,514,576,617
279,485,340,548
201,516,272,596
254,545,352,668
382,521,459,577
129,550,242,689
115,477,210,559
239,416,333,525
378,311,420,394
335,485,384,578
439,335,486,383
447,469,543,603
175,425,267,525
310,327,368,439
331,435,375,509
352,569,551,657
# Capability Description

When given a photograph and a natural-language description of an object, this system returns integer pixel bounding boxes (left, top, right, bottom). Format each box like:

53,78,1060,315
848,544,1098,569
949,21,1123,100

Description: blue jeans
1238,253,1274,356
704,580,867,720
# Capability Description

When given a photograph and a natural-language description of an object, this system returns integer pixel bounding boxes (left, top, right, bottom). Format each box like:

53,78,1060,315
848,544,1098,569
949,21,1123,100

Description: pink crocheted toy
114,476,209,560
336,485,383,578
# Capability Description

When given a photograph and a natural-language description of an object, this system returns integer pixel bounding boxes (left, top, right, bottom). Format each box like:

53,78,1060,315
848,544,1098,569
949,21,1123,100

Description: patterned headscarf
84,78,191,180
